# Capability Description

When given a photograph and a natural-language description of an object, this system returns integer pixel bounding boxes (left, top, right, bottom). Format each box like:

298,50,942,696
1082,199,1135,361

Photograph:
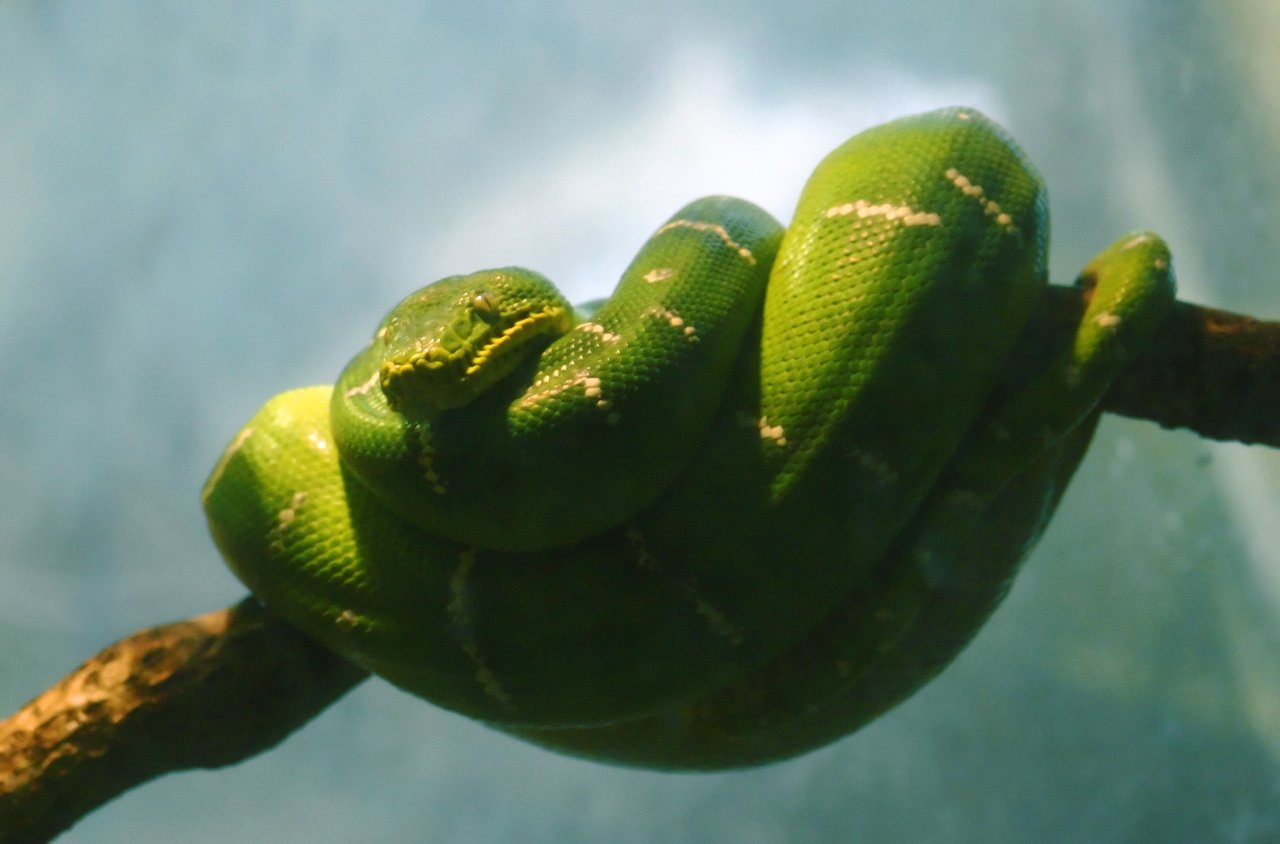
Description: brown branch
1,290,1278,840
1039,286,1280,446
1103,298,1280,446
0,598,368,843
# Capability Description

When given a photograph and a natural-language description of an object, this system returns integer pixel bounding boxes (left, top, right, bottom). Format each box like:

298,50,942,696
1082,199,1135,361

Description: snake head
377,268,573,417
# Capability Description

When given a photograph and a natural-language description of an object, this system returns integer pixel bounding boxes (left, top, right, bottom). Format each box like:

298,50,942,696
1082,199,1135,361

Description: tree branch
1101,295,1280,445
0,598,368,843
1,289,1278,841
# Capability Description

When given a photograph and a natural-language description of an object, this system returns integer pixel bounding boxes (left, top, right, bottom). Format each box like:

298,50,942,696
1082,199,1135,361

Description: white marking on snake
584,374,613,412
676,578,745,646
693,597,745,645
306,430,331,453
521,368,613,412
335,609,362,632
447,549,515,709
279,491,307,526
268,491,308,555
1094,312,1122,328
648,307,699,343
945,167,1017,233
644,267,676,283
575,322,620,343
200,426,255,505
655,219,757,265
344,371,380,398
756,416,787,446
824,199,941,227
1122,234,1154,250
414,428,446,494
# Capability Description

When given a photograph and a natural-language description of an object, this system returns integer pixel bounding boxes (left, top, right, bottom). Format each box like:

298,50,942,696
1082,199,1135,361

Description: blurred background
3,1,1279,841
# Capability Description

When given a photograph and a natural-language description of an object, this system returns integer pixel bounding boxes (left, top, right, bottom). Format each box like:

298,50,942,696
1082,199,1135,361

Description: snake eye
472,291,500,323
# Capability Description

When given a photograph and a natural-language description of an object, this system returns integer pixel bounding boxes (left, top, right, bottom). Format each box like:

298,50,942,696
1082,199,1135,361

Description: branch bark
1100,295,1280,445
1,287,1278,841
0,598,367,843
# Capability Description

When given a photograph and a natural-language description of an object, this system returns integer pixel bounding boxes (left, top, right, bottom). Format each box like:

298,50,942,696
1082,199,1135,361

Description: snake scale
202,108,1175,769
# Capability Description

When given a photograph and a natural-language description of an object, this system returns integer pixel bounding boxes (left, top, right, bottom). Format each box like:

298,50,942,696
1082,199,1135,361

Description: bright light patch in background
403,47,997,304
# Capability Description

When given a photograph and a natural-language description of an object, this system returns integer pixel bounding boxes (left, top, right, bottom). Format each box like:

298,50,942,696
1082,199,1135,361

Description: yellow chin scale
464,304,571,379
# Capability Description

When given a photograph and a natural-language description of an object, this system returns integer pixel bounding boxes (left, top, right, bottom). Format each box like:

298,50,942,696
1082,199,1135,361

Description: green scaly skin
330,196,780,551
201,108,1175,770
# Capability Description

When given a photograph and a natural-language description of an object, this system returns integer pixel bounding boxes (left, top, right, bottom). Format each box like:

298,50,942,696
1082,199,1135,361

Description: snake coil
202,108,1174,769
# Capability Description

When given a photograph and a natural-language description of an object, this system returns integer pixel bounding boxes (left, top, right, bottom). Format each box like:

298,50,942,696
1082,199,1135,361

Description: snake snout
379,345,469,417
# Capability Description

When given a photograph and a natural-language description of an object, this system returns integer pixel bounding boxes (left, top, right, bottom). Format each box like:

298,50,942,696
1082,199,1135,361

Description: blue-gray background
3,2,1280,841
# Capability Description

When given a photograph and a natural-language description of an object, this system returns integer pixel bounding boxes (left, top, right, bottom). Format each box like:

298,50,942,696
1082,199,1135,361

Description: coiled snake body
202,108,1174,769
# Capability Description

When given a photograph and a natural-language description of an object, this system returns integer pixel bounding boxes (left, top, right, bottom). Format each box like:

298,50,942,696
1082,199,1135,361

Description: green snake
202,108,1175,769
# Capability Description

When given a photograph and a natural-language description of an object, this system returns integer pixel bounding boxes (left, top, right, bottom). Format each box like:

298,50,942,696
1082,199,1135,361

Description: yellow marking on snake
823,199,941,227
655,219,757,265
643,267,676,283
945,167,1017,232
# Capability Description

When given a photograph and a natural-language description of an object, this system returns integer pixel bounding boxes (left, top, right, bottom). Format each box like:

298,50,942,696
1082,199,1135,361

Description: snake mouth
464,304,571,378
380,304,571,416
